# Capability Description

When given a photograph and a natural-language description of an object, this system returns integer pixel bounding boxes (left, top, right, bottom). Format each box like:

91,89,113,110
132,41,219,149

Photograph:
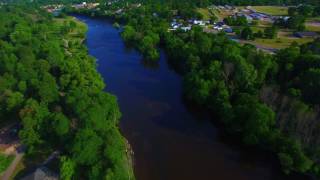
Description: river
75,15,305,180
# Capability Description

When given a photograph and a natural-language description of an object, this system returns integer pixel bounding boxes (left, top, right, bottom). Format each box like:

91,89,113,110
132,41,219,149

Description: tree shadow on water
140,58,160,70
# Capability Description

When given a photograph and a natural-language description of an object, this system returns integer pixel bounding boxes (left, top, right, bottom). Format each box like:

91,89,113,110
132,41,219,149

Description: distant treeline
12,0,320,6
165,0,320,6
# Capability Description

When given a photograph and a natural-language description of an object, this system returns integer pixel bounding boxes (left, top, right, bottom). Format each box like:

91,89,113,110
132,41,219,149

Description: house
213,21,225,31
213,25,223,31
243,14,253,22
171,22,182,29
294,32,319,38
180,26,192,32
193,20,206,26
250,13,264,20
216,21,224,26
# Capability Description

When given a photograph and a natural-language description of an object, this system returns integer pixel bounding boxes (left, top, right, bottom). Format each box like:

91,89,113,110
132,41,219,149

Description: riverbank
124,139,135,180
71,16,136,179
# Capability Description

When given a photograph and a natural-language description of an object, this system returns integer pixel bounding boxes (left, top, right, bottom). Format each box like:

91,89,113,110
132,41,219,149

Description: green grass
306,25,320,32
249,6,288,16
251,26,266,33
197,8,211,20
199,8,231,21
305,20,320,32
253,37,314,49
0,153,14,173
54,16,87,36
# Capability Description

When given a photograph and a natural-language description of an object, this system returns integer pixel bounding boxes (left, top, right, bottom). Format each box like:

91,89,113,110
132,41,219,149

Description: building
171,22,182,29
193,20,206,26
180,26,192,32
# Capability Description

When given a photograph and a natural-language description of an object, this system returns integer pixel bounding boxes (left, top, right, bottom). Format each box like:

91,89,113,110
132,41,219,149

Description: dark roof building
294,32,319,38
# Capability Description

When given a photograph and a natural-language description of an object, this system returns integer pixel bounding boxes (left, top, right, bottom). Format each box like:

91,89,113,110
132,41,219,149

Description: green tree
240,27,254,40
60,156,75,180
72,129,103,165
264,26,278,39
52,113,70,136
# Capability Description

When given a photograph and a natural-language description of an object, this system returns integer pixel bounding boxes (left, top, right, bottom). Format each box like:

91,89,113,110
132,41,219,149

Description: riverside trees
0,5,132,179
105,1,319,175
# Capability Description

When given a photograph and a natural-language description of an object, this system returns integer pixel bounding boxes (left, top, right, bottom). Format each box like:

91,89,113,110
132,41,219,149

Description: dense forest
65,0,320,178
0,5,133,179
1,0,320,179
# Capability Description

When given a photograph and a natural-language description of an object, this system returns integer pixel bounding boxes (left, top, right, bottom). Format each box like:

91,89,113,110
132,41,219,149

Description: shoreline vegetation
0,5,134,179
70,16,136,180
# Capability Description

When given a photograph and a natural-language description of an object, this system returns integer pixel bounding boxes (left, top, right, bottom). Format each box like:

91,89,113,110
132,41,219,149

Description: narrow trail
1,149,24,180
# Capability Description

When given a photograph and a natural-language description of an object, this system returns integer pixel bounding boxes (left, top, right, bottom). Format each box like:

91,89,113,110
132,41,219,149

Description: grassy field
0,153,14,174
251,26,266,33
197,8,211,20
253,37,314,49
54,16,87,41
198,8,232,21
239,25,314,49
249,6,288,16
306,25,320,32
306,21,320,32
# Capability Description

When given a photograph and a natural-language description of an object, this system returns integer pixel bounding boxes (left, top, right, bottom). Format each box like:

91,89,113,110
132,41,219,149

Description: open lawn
306,25,320,32
306,21,320,32
251,26,266,33
249,6,288,16
237,28,314,49
54,16,87,41
201,8,233,21
253,37,314,49
197,8,211,20
0,153,14,174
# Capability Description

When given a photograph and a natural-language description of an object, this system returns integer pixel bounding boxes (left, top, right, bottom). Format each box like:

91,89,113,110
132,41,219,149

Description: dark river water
75,15,306,180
